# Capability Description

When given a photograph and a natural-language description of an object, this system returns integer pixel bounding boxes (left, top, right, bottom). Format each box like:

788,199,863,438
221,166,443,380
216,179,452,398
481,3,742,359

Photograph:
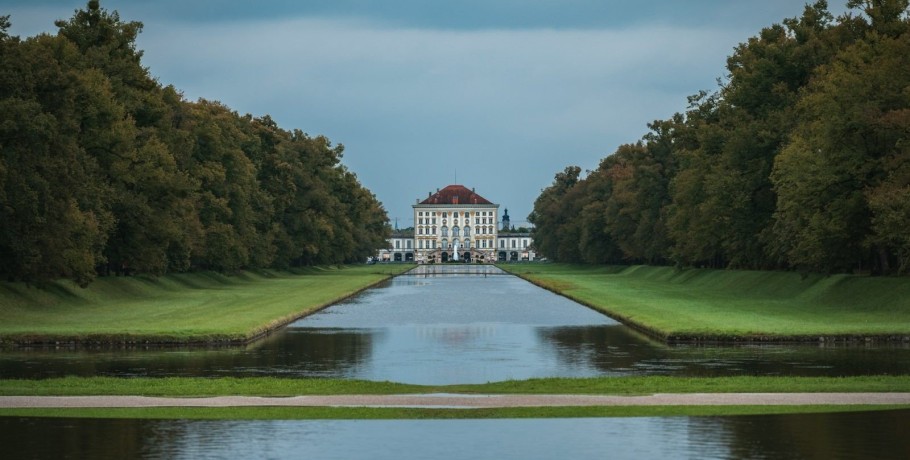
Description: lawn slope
500,264,910,342
0,265,413,345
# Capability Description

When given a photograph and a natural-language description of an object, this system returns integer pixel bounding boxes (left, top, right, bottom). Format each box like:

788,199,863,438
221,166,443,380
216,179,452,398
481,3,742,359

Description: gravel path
4,393,910,409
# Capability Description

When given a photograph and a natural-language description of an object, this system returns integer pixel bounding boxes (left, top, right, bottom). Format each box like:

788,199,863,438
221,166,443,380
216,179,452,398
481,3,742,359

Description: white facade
495,233,536,261
377,234,414,262
413,204,499,263
377,184,535,264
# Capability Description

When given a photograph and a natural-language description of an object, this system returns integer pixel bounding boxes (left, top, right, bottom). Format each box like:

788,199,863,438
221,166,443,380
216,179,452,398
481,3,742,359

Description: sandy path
3,393,910,409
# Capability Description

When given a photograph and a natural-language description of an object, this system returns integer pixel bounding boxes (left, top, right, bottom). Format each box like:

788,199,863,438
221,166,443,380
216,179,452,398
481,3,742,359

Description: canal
2,265,909,384
4,264,910,459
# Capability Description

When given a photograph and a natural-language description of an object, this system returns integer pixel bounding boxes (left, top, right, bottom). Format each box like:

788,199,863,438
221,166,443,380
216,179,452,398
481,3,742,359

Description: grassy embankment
0,265,414,345
2,375,909,396
499,264,910,342
2,376,909,419
5,405,905,419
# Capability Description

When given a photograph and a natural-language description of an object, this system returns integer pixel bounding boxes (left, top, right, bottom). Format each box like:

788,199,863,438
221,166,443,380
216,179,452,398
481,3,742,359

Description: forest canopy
529,0,910,275
0,1,390,286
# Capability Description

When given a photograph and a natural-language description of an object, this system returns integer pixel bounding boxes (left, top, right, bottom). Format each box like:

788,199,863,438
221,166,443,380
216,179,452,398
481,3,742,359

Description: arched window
453,226,460,237
464,239,471,249
442,239,448,249
464,226,471,236
441,227,448,237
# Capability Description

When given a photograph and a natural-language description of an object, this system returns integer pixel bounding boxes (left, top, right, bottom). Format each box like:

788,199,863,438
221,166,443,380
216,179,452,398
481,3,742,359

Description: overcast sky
5,1,852,228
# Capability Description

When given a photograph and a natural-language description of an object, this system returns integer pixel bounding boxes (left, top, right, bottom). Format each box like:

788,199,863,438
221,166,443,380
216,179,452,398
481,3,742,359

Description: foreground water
4,410,910,459
2,265,910,384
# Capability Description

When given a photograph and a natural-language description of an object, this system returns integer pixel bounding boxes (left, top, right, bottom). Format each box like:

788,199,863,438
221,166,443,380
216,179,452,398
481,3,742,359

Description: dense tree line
530,0,910,275
0,1,390,286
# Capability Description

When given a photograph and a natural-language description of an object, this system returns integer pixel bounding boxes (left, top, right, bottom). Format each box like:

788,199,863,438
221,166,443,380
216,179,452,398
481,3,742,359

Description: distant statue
453,240,460,261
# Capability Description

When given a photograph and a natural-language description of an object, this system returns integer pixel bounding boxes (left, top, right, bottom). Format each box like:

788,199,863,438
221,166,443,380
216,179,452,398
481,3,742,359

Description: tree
0,2,393,285
771,28,910,273
528,166,583,261
0,32,114,285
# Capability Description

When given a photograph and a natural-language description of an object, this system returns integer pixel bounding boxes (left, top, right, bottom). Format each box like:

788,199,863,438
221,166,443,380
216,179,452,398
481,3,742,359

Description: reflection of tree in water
0,329,378,378
537,326,910,377
536,325,666,376
264,329,382,377
687,410,910,459
0,418,153,459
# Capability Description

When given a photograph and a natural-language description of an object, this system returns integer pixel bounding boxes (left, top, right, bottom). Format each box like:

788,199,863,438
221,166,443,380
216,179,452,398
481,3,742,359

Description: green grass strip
2,405,908,420
498,264,910,341
0,265,414,344
2,376,910,397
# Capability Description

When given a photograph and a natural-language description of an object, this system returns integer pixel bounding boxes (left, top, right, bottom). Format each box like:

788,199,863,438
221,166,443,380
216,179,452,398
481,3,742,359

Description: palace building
378,185,536,264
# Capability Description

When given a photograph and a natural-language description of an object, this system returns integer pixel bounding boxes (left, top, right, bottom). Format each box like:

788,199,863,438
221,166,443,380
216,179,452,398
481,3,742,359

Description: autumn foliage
530,1,910,275
0,2,390,286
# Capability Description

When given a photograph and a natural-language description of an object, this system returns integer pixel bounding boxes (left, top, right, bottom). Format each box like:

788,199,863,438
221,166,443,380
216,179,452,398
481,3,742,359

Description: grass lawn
0,265,414,344
2,375,909,396
4,405,907,420
2,376,909,419
499,264,910,341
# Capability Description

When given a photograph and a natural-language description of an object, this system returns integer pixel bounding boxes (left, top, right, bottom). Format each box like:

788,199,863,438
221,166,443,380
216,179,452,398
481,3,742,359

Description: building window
396,240,401,249
465,227,471,236
441,227,448,237
453,227,460,237
511,239,516,248
499,239,504,248
432,218,436,225
454,212,459,218
442,239,448,249
465,239,471,249
419,240,424,249
432,240,436,249
523,240,528,248
432,226,437,234
407,240,412,249
443,212,447,218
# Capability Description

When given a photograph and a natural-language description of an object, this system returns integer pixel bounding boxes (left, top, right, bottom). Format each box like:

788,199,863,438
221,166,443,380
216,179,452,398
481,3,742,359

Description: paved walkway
4,393,910,409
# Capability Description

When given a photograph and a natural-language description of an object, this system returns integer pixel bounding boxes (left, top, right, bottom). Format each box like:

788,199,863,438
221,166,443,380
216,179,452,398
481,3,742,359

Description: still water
2,265,910,384
4,410,910,459
4,265,910,459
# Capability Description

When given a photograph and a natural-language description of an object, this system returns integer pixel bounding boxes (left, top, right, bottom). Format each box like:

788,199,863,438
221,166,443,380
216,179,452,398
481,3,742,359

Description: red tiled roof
419,185,492,205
